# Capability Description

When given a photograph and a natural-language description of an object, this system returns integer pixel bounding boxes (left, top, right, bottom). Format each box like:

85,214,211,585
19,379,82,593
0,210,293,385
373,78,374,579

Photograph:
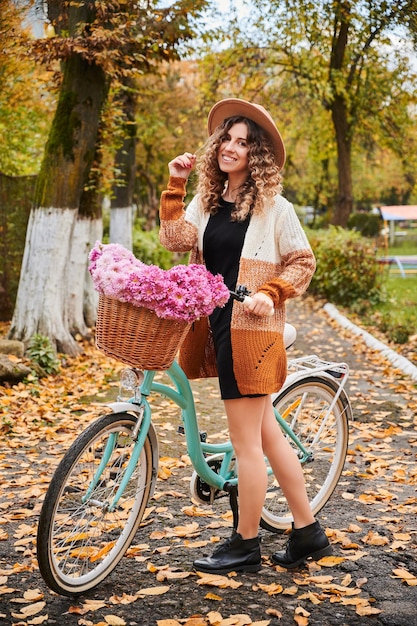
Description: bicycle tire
37,412,154,596
261,375,350,532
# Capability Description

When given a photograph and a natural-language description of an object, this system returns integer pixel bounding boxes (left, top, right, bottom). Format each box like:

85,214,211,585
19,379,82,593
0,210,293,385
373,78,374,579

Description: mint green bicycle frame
88,359,312,512
98,360,311,513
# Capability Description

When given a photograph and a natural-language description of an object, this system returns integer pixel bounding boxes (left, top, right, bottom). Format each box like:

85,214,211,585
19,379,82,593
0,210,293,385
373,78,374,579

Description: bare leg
225,395,314,536
261,398,314,529
224,396,269,539
193,395,327,573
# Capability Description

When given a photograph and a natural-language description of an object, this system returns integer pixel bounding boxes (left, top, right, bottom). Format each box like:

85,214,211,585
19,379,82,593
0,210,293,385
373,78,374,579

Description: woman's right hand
168,152,196,179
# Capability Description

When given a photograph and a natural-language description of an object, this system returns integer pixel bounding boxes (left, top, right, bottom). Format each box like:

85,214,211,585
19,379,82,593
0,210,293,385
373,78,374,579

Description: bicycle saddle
284,323,297,349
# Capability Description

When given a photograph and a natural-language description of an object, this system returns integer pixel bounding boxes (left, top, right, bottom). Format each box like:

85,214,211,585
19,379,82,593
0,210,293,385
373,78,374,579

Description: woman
159,98,332,573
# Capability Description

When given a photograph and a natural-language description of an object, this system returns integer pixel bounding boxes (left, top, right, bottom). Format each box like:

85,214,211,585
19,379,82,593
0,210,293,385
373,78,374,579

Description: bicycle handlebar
229,286,274,316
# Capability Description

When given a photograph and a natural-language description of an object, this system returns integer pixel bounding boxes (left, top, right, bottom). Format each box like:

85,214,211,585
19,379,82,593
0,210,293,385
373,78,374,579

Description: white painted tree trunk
66,216,102,336
9,207,80,355
110,206,133,250
84,218,102,328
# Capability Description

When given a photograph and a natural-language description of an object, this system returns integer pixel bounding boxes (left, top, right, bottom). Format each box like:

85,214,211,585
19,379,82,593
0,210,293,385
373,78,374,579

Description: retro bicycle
37,289,351,596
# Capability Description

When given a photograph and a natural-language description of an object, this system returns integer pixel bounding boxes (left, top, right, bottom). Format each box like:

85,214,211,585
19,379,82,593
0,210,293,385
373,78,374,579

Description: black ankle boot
193,532,261,574
272,521,332,569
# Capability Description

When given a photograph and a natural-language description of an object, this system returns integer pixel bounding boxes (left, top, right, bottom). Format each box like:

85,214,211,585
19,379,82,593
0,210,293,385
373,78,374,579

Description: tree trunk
9,207,79,353
9,54,108,354
70,118,107,336
83,218,102,329
329,2,353,226
65,216,101,337
110,208,133,249
110,78,137,250
331,95,353,227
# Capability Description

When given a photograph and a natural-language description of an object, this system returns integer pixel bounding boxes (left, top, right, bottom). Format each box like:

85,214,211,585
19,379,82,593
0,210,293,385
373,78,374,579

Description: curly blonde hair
196,116,283,221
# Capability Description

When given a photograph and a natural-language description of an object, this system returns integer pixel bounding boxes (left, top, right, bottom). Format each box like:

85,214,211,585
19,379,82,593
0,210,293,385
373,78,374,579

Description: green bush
377,311,411,344
347,212,381,237
307,227,383,305
132,224,187,269
27,334,60,375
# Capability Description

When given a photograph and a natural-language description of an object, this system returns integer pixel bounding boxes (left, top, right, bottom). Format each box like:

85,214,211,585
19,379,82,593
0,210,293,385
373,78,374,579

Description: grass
376,277,417,343
370,236,417,344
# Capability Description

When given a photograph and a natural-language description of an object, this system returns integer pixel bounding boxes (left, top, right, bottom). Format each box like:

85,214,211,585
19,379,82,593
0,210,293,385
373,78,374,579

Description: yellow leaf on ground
104,615,126,625
347,523,362,533
306,575,334,584
362,530,389,546
392,568,417,585
393,532,411,541
70,599,107,615
207,610,223,624
150,530,166,540
156,568,192,581
108,593,137,605
183,618,207,626
205,592,222,601
196,573,242,589
182,505,215,517
221,615,252,625
317,556,345,566
356,604,382,616
295,607,310,617
136,585,170,597
23,589,44,601
157,620,181,626
253,582,283,595
165,522,200,537
298,591,321,604
11,601,46,618
343,550,368,561
27,615,49,625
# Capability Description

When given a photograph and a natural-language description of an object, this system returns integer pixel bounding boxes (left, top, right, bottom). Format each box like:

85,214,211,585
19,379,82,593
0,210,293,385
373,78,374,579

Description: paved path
1,296,416,626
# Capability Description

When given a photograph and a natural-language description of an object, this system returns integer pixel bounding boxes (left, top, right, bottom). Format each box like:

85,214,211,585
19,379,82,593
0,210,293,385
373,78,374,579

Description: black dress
203,198,250,399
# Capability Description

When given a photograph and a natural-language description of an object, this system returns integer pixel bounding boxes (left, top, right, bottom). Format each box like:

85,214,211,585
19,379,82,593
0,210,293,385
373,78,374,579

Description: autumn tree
0,0,54,175
200,0,417,225
134,61,206,227
9,0,209,354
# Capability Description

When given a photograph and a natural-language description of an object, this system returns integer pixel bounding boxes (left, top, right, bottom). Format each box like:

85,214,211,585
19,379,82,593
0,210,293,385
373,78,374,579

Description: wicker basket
95,295,192,370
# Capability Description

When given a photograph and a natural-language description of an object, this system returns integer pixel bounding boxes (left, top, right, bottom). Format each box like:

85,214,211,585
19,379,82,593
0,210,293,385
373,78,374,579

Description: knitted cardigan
159,176,316,395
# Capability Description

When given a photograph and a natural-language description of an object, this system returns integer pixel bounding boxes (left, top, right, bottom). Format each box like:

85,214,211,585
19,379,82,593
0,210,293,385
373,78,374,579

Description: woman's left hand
244,292,274,317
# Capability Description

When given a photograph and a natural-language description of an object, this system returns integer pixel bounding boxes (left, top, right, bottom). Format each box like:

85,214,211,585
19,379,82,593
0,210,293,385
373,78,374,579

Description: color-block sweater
159,176,316,395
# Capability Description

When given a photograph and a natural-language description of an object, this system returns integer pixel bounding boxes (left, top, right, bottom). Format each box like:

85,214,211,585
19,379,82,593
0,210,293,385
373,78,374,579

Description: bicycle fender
272,371,353,420
274,369,338,396
105,401,159,497
106,401,142,415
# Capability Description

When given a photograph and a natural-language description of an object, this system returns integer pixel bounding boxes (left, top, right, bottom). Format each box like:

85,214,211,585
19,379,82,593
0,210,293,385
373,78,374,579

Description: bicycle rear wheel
261,376,350,532
37,412,155,596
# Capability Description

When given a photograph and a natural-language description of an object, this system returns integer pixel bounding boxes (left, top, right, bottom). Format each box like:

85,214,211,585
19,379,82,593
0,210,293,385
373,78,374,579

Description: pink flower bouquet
88,241,230,323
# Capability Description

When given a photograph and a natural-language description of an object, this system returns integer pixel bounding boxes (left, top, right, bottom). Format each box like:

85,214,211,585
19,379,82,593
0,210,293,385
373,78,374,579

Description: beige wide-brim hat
207,98,286,169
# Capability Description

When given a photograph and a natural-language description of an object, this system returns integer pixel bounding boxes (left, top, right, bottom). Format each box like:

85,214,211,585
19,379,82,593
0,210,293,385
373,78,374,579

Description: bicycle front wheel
261,376,350,532
37,412,155,596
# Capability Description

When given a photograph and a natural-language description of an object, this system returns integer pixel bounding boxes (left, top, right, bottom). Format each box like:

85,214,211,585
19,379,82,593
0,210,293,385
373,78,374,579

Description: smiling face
217,122,250,181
